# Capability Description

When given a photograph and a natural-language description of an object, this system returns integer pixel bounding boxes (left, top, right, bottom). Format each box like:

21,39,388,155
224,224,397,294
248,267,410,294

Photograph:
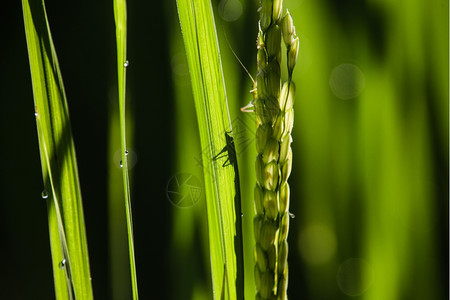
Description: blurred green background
0,0,448,299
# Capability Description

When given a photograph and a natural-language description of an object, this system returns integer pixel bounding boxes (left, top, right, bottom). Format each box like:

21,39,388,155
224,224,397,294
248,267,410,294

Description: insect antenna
221,23,256,113
221,22,256,86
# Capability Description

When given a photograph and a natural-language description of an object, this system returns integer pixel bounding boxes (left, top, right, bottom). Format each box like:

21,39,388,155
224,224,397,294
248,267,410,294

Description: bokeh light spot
329,63,365,99
298,223,337,265
171,52,189,77
336,258,374,296
218,0,243,22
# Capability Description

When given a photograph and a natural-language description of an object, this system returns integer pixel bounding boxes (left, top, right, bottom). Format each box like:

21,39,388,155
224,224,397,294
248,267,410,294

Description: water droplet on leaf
59,259,66,269
123,60,129,67
119,160,123,168
41,190,48,199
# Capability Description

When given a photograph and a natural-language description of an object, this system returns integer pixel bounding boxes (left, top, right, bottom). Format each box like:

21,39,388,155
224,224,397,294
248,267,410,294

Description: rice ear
252,1,299,299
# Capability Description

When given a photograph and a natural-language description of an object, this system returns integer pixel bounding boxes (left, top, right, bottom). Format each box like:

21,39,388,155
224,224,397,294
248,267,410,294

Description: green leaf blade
113,0,139,299
176,0,241,299
22,0,93,299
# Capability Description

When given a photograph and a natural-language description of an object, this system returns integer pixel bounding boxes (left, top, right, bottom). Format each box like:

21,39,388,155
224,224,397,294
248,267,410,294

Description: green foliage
176,0,241,298
22,0,93,298
12,0,448,299
113,0,139,298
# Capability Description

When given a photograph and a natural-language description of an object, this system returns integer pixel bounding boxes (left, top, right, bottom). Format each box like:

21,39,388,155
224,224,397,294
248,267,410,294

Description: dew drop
41,190,48,199
34,112,39,117
125,150,129,156
119,160,123,168
59,259,66,269
123,60,129,67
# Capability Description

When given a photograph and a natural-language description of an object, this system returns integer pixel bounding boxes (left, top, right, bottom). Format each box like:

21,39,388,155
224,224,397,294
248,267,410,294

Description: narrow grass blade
107,95,133,299
22,0,93,299
113,0,139,299
169,13,209,297
176,0,242,298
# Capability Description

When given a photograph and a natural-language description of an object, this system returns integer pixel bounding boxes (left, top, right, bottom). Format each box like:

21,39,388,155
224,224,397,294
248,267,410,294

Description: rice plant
250,1,299,298
113,0,139,298
13,0,448,299
22,0,138,298
176,0,300,298
22,0,93,298
176,0,242,298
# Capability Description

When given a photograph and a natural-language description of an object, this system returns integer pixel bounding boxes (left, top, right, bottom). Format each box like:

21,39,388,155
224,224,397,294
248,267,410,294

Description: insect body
213,133,237,167
213,132,244,300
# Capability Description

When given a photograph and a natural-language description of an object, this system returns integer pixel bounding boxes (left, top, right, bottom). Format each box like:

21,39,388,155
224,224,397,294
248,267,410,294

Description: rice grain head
252,1,298,299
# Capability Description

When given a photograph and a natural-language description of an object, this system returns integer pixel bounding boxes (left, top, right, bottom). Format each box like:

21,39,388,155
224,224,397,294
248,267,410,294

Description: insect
213,132,244,300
